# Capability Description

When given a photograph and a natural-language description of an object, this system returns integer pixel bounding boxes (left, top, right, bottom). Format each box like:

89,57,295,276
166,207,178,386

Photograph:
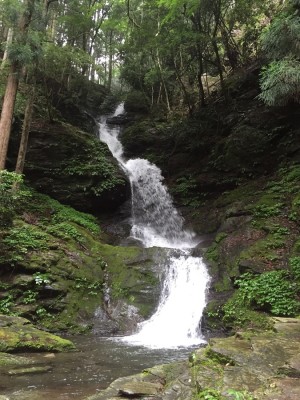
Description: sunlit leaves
259,0,300,106
260,14,300,59
259,58,300,105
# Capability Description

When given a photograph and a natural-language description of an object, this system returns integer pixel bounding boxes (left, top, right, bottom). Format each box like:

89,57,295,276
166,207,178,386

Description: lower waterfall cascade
98,105,210,349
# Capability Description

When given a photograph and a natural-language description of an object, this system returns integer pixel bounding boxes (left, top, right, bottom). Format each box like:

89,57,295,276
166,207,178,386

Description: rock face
8,120,129,213
86,318,300,400
119,72,300,336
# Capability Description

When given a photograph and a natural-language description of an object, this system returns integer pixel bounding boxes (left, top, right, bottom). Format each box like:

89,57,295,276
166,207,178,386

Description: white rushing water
98,105,210,349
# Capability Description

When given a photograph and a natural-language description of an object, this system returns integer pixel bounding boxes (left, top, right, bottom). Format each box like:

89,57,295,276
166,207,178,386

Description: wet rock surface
86,318,300,400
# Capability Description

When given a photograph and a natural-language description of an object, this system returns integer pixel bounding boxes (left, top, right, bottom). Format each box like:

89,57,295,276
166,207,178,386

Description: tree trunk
15,86,35,174
0,65,19,170
212,39,226,97
196,45,206,108
1,28,14,69
0,0,36,170
173,56,193,115
155,51,170,112
107,30,114,91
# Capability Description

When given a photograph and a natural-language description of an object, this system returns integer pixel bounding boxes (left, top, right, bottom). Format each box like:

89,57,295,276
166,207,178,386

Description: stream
1,336,194,399
1,105,210,399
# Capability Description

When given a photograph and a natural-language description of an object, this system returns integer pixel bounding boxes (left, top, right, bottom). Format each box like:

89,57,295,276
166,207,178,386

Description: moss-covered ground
0,171,158,335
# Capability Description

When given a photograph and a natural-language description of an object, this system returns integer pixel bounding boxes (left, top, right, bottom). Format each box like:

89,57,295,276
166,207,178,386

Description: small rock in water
43,353,56,358
7,366,52,375
118,381,162,397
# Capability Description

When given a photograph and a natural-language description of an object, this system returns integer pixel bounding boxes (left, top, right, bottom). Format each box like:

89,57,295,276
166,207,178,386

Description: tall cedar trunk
0,0,35,170
196,45,206,108
107,30,113,91
212,39,226,96
190,11,206,108
155,51,171,112
0,64,19,170
212,1,227,99
173,57,193,115
1,28,14,69
15,85,35,174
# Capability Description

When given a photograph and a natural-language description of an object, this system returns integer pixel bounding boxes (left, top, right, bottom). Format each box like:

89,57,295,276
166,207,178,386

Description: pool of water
1,335,200,399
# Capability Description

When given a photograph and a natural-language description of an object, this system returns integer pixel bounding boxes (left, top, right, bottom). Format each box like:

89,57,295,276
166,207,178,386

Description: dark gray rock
9,121,130,213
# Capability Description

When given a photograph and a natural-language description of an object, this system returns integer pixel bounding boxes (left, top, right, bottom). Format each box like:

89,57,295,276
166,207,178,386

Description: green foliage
252,203,283,218
124,90,150,113
0,295,14,315
74,277,102,296
36,306,53,319
226,389,255,400
260,10,300,60
33,272,50,286
290,257,300,280
222,293,271,329
0,171,31,227
2,225,49,262
195,389,222,400
111,281,127,299
22,290,38,304
194,388,255,400
259,1,300,106
42,43,92,84
8,42,35,64
259,59,300,106
32,193,100,235
235,271,299,316
172,176,202,207
62,138,125,196
47,223,83,242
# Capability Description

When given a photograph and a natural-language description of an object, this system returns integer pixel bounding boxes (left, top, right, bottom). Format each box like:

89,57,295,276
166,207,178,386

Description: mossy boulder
0,315,75,352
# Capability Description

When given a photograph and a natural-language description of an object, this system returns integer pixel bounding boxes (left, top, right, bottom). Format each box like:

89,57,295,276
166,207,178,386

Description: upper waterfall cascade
98,104,210,348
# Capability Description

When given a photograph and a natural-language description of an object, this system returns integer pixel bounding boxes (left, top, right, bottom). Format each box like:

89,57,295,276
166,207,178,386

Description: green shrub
290,257,300,280
222,291,271,329
0,171,31,227
235,271,299,316
0,295,14,315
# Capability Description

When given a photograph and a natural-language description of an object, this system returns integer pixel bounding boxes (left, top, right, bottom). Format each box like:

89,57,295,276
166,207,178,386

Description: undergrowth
223,270,299,327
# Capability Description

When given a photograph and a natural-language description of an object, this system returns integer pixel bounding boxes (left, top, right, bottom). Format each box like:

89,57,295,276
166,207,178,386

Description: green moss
205,243,219,263
98,243,158,317
59,132,126,196
0,352,33,367
0,315,75,352
205,346,235,367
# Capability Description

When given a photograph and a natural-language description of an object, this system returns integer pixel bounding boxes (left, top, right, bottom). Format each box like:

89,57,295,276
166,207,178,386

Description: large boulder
0,315,75,352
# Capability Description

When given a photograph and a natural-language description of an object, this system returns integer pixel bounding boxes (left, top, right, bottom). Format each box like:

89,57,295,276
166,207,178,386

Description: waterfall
98,104,210,349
